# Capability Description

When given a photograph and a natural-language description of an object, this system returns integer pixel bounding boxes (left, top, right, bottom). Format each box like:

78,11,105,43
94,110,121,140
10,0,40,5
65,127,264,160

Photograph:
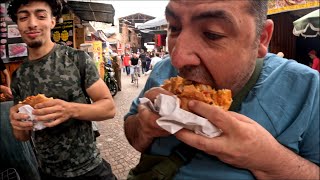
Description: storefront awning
67,1,115,24
92,30,109,42
137,18,167,30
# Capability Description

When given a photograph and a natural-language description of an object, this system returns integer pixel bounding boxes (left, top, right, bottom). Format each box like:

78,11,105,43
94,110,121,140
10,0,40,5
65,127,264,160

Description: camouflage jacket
11,44,102,177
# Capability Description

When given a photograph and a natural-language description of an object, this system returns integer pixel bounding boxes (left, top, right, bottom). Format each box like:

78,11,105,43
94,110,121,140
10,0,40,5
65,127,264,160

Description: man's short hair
7,0,64,23
246,0,268,37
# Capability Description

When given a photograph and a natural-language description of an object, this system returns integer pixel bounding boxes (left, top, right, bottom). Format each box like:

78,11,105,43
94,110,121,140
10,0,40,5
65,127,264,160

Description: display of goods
10,44,26,56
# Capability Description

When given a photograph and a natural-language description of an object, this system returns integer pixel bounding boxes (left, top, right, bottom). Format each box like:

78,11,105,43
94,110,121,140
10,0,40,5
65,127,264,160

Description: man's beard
27,41,42,48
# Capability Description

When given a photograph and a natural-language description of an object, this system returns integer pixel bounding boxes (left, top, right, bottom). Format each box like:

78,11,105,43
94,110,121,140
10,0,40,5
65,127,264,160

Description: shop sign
92,41,103,72
93,41,103,62
51,20,74,47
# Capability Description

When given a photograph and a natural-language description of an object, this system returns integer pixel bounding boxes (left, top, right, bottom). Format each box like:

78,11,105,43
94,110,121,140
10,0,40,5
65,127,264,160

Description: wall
268,12,297,60
75,27,85,49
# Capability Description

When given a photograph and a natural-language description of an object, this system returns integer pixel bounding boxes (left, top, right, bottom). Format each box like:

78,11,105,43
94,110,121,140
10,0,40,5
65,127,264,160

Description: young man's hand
10,103,33,131
0,85,13,99
32,99,72,127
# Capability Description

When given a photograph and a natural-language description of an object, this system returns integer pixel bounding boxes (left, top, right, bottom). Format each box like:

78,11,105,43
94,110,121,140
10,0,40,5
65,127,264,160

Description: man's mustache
178,65,215,86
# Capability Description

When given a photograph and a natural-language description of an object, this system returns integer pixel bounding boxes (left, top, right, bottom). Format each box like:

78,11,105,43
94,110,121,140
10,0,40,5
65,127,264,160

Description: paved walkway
96,71,150,180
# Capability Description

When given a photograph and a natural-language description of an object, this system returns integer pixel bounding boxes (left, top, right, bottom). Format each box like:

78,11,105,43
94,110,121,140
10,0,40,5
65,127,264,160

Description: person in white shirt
150,53,163,70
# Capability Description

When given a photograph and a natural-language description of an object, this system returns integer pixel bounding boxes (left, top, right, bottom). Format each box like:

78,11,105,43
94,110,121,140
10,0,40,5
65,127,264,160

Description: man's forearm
124,114,153,152
3,69,11,87
70,99,116,121
5,76,11,88
252,145,319,179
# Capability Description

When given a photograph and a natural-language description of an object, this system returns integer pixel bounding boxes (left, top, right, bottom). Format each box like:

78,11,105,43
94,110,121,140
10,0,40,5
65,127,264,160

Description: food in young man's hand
20,94,53,108
161,76,232,111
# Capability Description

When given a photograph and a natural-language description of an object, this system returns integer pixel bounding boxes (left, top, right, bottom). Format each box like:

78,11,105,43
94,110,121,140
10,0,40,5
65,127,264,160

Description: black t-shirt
130,57,139,66
139,53,146,63
0,59,6,86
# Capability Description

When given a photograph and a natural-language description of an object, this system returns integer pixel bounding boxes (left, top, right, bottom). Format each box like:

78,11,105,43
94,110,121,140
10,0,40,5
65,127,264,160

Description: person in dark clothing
139,49,147,74
7,0,116,179
130,53,140,83
145,53,152,72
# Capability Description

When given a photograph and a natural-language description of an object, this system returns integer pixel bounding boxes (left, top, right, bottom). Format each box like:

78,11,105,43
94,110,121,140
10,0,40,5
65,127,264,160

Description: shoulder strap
229,58,264,112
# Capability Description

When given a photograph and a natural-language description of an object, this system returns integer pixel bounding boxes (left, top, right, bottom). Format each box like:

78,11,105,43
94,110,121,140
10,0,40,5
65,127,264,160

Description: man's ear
258,19,274,58
51,16,56,29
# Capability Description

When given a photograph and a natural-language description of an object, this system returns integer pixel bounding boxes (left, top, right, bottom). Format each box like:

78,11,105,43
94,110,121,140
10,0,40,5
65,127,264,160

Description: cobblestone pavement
96,71,150,180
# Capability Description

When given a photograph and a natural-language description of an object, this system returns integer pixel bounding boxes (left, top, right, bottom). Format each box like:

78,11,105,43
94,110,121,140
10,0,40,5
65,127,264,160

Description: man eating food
124,0,319,179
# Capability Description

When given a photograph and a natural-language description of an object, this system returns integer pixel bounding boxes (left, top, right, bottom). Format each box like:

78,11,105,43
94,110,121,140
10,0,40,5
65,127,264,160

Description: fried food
161,76,232,111
20,94,53,108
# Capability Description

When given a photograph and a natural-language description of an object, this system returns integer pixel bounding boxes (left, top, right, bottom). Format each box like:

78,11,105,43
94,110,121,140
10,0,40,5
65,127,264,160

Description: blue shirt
125,54,320,179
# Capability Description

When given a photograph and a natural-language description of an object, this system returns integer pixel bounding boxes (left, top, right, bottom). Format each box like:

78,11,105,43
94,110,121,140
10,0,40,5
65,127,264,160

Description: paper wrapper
139,94,222,138
18,105,47,131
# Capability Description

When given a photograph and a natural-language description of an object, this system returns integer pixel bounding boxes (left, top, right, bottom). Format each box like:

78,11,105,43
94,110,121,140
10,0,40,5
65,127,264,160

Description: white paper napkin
139,94,222,138
18,105,47,131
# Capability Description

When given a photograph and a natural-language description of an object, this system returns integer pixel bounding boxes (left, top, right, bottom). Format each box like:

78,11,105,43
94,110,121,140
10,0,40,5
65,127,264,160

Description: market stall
267,0,320,65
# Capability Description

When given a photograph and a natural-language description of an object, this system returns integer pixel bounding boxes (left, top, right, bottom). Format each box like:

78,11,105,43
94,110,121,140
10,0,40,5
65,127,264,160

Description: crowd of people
120,50,166,83
101,48,167,90
0,0,319,180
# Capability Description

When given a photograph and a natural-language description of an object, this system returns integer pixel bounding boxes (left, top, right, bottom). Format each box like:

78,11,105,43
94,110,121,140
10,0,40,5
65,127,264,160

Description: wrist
250,144,297,179
133,114,154,152
68,102,78,119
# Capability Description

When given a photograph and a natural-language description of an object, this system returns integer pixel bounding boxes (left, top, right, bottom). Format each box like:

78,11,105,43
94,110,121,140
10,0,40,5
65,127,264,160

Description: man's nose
28,15,38,28
170,31,200,68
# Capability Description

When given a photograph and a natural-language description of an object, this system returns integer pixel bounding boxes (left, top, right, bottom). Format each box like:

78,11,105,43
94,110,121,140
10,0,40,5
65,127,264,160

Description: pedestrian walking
139,49,147,74
123,53,131,75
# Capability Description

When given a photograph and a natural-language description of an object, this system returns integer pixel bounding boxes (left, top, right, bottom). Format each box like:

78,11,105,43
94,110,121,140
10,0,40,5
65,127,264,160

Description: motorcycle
104,64,118,97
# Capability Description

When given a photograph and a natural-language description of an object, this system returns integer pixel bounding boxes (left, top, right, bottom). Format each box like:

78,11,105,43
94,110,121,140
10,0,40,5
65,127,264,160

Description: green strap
229,58,264,112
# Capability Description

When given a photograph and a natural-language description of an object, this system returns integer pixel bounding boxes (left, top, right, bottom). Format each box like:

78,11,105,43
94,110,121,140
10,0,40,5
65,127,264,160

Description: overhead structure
118,13,155,33
293,9,320,38
137,18,168,34
119,13,155,26
67,1,115,24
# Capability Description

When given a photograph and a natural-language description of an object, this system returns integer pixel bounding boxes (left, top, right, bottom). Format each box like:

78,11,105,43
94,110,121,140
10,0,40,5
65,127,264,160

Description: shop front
267,0,319,65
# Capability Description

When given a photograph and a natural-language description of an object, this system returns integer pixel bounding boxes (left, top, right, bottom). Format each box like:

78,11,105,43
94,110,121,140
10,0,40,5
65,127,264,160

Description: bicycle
131,65,139,88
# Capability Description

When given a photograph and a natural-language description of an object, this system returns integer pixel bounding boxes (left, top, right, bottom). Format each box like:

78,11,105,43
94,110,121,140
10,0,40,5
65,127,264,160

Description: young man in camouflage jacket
7,0,117,179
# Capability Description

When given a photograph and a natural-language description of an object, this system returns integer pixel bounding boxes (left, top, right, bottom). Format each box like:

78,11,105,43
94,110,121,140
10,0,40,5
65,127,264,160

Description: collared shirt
125,54,319,179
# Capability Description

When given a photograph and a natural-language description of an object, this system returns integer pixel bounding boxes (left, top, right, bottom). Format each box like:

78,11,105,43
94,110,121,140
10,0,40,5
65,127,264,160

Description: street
96,71,150,180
